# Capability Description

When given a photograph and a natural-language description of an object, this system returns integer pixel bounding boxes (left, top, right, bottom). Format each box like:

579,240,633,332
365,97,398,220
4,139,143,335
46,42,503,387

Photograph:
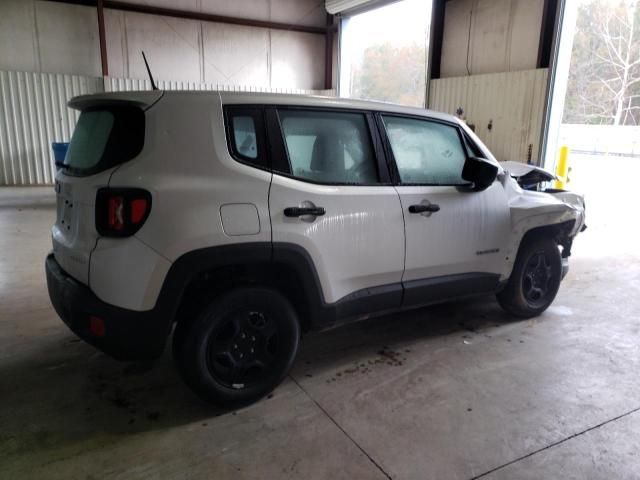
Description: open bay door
326,0,399,15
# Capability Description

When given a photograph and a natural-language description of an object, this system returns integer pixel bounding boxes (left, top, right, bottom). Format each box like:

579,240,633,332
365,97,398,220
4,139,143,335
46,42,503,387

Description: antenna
141,51,158,91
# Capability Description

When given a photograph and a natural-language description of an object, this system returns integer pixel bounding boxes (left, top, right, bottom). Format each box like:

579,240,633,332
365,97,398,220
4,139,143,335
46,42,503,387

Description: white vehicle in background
46,91,586,407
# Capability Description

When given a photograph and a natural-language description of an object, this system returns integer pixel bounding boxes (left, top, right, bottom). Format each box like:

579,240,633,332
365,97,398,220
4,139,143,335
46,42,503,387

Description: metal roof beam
42,0,329,35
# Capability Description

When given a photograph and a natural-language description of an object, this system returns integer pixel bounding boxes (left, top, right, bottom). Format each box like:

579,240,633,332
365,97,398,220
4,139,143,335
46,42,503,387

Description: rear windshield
63,106,144,176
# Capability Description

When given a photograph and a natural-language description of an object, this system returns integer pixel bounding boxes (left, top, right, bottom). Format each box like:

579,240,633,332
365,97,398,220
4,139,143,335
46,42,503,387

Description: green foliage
351,43,427,108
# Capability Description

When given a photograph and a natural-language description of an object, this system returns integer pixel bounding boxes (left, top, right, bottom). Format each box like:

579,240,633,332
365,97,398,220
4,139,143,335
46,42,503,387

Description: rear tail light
96,188,151,237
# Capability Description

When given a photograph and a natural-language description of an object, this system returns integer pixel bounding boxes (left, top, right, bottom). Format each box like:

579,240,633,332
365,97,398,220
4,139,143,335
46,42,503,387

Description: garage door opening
339,0,431,107
545,0,640,255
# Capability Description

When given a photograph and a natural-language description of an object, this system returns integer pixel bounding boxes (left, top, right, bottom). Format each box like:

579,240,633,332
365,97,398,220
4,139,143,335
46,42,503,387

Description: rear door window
225,107,268,170
63,106,144,177
276,109,379,185
232,116,258,159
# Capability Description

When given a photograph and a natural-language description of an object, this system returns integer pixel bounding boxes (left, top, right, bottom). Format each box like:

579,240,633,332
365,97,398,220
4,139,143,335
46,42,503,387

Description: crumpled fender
500,173,586,279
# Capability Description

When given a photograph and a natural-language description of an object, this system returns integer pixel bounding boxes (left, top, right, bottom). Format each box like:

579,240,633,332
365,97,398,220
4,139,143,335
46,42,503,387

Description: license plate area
56,181,75,235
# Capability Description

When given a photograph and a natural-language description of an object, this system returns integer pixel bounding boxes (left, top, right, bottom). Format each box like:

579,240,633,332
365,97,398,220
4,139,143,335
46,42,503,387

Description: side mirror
462,156,498,191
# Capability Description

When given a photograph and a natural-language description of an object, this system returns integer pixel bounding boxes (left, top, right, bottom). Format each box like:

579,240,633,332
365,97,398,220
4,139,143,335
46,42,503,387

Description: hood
501,161,557,188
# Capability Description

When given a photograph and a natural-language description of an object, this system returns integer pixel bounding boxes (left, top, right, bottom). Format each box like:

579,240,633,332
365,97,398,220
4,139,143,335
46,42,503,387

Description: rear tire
173,287,300,407
497,236,562,318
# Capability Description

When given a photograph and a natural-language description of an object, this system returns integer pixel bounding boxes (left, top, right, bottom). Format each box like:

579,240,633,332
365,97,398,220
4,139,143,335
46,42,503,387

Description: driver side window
277,109,379,185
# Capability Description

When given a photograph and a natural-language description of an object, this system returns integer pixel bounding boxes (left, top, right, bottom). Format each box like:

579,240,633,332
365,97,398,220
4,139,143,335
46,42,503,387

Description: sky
343,0,431,47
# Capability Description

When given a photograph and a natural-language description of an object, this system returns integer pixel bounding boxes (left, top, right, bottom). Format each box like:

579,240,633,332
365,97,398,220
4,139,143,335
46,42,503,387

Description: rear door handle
408,204,440,214
284,206,326,217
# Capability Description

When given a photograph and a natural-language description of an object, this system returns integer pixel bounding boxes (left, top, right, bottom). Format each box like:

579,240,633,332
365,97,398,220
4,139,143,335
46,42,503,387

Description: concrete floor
1,169,639,479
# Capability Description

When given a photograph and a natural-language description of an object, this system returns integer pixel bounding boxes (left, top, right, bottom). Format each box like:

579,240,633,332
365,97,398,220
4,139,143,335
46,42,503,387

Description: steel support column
324,14,334,90
428,0,445,81
97,0,108,76
537,0,560,68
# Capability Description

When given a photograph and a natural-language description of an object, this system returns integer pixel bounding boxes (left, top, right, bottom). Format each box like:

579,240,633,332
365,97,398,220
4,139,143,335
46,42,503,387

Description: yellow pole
554,146,570,190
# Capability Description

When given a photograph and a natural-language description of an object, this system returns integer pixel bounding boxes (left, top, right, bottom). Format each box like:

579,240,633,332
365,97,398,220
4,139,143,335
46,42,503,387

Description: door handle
408,204,440,214
284,206,326,217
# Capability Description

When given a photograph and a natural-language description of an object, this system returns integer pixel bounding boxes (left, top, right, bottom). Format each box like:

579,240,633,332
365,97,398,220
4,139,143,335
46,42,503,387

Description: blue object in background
52,142,69,166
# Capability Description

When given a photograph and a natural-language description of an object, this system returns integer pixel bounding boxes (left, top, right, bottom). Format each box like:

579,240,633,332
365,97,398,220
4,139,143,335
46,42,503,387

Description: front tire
173,287,300,407
497,236,562,318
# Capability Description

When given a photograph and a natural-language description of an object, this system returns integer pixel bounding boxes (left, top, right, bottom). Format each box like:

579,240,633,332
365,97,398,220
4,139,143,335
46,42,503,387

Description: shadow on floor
0,331,217,459
295,295,516,369
0,295,519,459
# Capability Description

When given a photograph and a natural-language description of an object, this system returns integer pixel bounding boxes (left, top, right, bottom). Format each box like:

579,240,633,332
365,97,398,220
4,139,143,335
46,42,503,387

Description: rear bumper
45,254,169,361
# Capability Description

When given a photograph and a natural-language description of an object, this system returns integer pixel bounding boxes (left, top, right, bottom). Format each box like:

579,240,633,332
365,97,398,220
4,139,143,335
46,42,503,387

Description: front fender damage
500,172,586,279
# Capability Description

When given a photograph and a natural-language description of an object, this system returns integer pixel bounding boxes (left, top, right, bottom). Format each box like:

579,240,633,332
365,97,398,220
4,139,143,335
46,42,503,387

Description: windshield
63,106,144,176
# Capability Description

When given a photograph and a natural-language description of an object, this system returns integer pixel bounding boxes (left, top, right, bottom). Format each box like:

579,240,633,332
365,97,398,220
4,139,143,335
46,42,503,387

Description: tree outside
339,0,430,108
350,43,428,108
563,0,640,125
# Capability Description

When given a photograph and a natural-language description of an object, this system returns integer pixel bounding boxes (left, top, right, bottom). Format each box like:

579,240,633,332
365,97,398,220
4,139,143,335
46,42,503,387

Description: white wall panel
119,11,203,83
0,0,327,89
508,0,545,72
0,0,39,73
35,1,102,77
201,23,270,87
441,0,544,78
271,30,325,89
429,68,549,163
0,1,102,77
271,0,326,27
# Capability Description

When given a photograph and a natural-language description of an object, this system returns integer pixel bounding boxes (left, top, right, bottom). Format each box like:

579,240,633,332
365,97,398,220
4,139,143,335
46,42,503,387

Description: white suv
46,91,586,406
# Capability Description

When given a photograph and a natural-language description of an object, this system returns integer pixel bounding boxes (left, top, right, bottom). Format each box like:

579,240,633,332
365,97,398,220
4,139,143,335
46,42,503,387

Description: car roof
216,91,457,123
68,90,459,124
67,89,500,168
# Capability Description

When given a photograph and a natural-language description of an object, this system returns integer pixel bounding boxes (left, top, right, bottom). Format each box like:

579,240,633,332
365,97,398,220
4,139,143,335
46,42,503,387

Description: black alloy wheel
496,236,562,318
173,288,300,407
522,251,555,307
206,309,279,389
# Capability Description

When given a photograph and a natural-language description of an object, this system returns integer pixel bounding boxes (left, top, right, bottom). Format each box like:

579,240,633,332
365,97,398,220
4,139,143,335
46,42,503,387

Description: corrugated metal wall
0,70,335,186
104,77,335,95
0,71,102,185
429,68,549,163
